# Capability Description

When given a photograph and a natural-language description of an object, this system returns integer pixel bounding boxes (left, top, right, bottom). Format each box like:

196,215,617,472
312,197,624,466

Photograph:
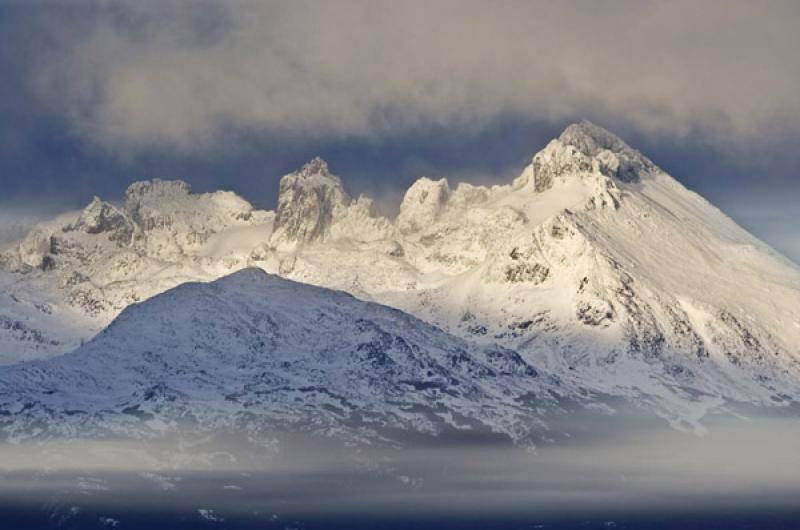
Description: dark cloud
30,1,800,156
0,1,797,262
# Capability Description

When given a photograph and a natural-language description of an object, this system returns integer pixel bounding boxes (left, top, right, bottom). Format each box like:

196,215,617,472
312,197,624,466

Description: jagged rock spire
273,157,350,244
298,156,330,177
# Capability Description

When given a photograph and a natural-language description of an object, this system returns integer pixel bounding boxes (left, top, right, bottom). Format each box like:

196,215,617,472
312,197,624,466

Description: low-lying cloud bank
32,1,800,159
2,413,800,517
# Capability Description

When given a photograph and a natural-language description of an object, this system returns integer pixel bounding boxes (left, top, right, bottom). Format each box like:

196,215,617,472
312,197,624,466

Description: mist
2,407,800,527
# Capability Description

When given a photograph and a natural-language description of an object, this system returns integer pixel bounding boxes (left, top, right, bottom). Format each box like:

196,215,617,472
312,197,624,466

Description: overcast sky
0,1,798,261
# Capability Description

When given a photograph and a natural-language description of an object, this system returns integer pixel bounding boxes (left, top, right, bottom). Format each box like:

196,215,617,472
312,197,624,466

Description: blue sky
0,1,798,262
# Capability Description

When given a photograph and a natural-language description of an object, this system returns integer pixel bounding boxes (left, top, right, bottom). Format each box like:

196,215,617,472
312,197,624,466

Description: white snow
1,120,799,428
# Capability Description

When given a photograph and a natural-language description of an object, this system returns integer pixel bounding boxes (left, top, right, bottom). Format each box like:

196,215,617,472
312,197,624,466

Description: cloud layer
34,1,800,158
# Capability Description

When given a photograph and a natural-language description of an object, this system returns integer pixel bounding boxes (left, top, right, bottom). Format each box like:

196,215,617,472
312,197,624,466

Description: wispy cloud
31,1,800,158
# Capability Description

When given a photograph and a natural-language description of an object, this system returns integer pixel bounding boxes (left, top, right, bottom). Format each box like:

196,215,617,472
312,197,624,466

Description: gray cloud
33,1,800,159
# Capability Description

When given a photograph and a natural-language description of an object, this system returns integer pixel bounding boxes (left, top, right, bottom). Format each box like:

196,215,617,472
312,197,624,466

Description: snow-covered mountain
2,121,800,429
0,268,547,443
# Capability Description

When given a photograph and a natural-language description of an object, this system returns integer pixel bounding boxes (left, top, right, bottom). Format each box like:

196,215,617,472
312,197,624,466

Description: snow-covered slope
0,180,274,363
2,120,800,428
0,268,546,443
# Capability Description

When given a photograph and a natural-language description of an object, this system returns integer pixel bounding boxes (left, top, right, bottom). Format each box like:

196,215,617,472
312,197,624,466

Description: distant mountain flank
2,120,800,429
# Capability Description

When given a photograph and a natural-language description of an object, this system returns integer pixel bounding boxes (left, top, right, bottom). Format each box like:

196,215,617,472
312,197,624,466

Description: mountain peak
69,196,132,237
273,158,350,244
284,157,344,189
298,156,331,178
397,177,450,233
125,178,192,202
516,121,658,192
215,266,273,286
559,120,657,180
559,120,626,152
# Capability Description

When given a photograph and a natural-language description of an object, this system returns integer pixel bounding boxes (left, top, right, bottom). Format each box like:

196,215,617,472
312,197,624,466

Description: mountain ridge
1,120,799,429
